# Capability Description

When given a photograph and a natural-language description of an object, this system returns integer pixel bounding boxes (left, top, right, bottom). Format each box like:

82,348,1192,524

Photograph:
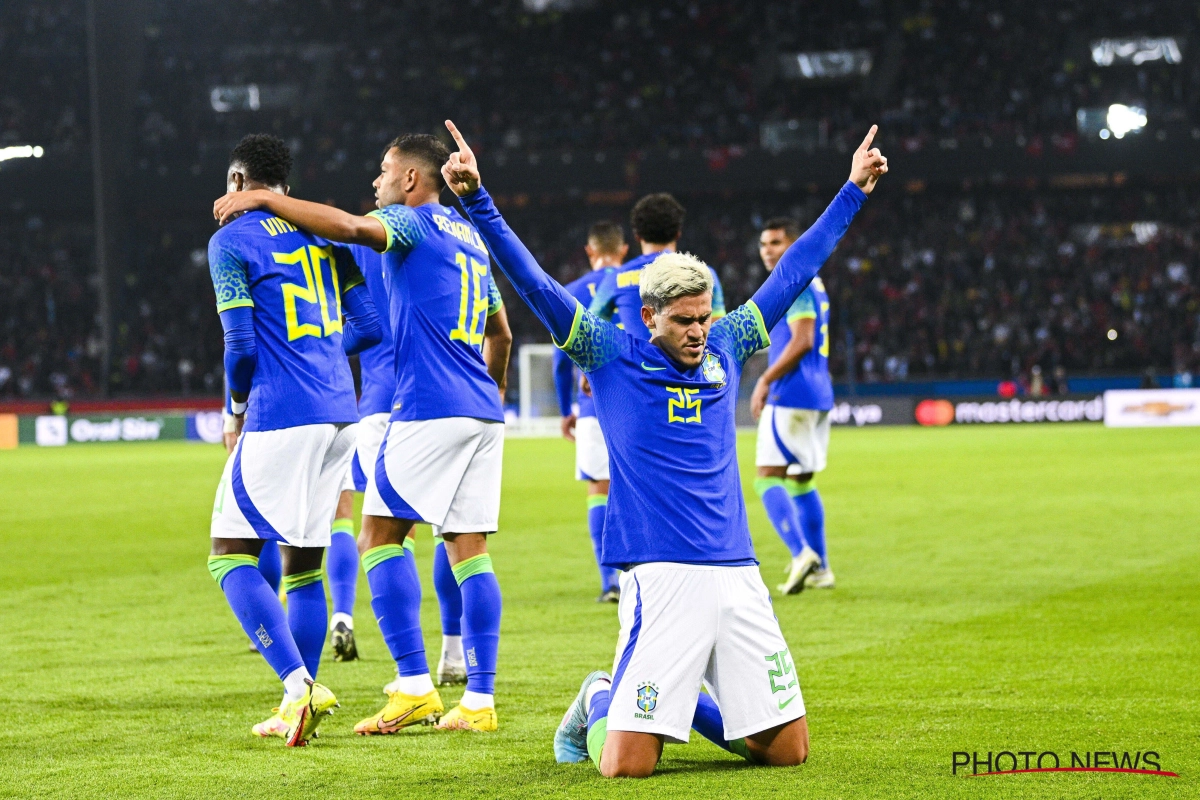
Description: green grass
2,425,1197,799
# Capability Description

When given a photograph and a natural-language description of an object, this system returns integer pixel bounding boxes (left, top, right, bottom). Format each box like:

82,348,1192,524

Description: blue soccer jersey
588,252,726,339
553,268,614,419
767,278,834,411
347,244,394,418
367,202,505,423
208,211,363,432
461,182,866,568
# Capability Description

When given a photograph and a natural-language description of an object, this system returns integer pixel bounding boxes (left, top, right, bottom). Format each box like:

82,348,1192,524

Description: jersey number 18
451,252,489,346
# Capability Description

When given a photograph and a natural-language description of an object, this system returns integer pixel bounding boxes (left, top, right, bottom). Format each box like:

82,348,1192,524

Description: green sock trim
586,716,608,768
728,737,755,763
753,477,787,497
786,478,816,496
282,568,323,593
586,494,609,509
331,518,354,536
361,543,405,574
403,537,415,553
452,553,494,585
207,554,258,587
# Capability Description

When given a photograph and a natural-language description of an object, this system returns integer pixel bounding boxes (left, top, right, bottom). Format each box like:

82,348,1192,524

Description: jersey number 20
450,252,489,346
275,245,343,342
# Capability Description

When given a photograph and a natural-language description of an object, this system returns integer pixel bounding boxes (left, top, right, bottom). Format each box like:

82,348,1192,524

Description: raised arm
749,126,886,331
214,192,388,251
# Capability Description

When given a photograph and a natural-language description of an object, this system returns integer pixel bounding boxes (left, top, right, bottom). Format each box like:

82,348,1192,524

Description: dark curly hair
384,133,451,190
630,193,685,245
229,133,292,187
761,217,801,240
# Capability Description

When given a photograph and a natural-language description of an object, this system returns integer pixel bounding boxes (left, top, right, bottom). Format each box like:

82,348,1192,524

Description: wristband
221,411,237,433
231,400,248,415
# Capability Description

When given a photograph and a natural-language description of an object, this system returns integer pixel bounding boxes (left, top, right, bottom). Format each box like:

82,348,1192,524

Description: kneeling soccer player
441,119,886,775
206,134,381,746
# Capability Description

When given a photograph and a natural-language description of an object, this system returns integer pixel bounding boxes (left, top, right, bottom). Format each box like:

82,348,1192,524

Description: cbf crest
701,352,726,386
634,682,659,718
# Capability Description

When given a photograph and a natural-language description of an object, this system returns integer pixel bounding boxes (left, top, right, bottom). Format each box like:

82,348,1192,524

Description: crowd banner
1103,388,1200,428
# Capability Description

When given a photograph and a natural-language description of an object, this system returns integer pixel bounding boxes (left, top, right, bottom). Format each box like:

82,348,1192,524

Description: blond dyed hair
638,252,713,313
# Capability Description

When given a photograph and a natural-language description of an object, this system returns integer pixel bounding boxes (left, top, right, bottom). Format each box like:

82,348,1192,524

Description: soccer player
588,193,725,337
750,218,835,594
207,134,382,746
214,133,512,733
441,119,885,776
555,221,626,602
345,241,507,683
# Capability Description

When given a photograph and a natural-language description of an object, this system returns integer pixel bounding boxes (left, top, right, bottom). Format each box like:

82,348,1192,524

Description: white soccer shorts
211,422,357,548
755,405,831,473
362,416,504,536
606,563,806,743
574,416,610,482
344,412,389,493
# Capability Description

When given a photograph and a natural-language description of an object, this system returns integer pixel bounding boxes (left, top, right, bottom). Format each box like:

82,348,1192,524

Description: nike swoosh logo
778,695,798,710
379,702,426,731
641,362,665,371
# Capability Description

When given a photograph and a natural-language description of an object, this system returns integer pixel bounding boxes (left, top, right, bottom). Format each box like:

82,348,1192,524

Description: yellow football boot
354,689,444,735
251,708,289,739
435,703,498,732
277,680,338,747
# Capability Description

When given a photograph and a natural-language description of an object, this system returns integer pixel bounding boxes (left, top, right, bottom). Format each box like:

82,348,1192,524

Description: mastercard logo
915,399,955,426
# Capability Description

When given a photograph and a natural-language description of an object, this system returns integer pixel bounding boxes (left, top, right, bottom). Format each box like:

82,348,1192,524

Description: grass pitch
2,425,1197,799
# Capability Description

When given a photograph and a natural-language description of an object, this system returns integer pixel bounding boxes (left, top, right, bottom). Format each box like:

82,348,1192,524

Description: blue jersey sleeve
487,276,504,317
750,181,866,332
208,232,253,312
330,244,366,295
709,267,726,319
788,289,817,321
552,349,575,416
219,306,257,396
587,270,618,321
367,204,429,255
708,303,770,367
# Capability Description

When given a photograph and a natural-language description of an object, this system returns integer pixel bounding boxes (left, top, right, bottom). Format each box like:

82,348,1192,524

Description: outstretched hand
442,120,481,197
849,125,888,195
213,190,273,226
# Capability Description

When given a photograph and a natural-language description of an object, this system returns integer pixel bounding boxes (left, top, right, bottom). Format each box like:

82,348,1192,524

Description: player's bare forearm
213,190,387,250
757,319,814,386
484,308,513,395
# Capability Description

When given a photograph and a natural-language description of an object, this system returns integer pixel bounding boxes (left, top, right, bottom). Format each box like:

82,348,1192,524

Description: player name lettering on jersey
616,269,642,288
432,214,488,254
259,217,298,236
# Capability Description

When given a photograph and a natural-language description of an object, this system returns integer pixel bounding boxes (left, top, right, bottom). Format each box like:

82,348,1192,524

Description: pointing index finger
444,119,471,154
859,124,878,153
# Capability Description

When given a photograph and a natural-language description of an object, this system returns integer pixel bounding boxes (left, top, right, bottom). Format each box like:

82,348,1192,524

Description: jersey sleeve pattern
709,267,727,318
559,303,629,373
367,205,427,255
208,236,253,312
787,289,816,321
709,302,770,366
487,276,504,316
331,244,366,294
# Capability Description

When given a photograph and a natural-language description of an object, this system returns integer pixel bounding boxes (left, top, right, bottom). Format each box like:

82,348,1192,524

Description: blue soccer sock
454,554,501,701
585,683,611,768
326,518,358,619
789,479,827,567
587,494,619,592
755,477,806,557
432,538,463,637
257,540,282,596
282,569,326,679
363,542,429,678
691,691,755,762
208,556,305,684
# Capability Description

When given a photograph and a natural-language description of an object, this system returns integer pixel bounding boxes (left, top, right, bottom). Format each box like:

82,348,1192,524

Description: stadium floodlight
0,145,45,162
1090,37,1183,67
1106,104,1147,139
779,50,873,81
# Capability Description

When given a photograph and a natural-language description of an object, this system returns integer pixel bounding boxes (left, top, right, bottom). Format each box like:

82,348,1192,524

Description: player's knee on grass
210,538,264,558
357,515,414,555
599,731,664,778
280,545,324,575
745,716,809,767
